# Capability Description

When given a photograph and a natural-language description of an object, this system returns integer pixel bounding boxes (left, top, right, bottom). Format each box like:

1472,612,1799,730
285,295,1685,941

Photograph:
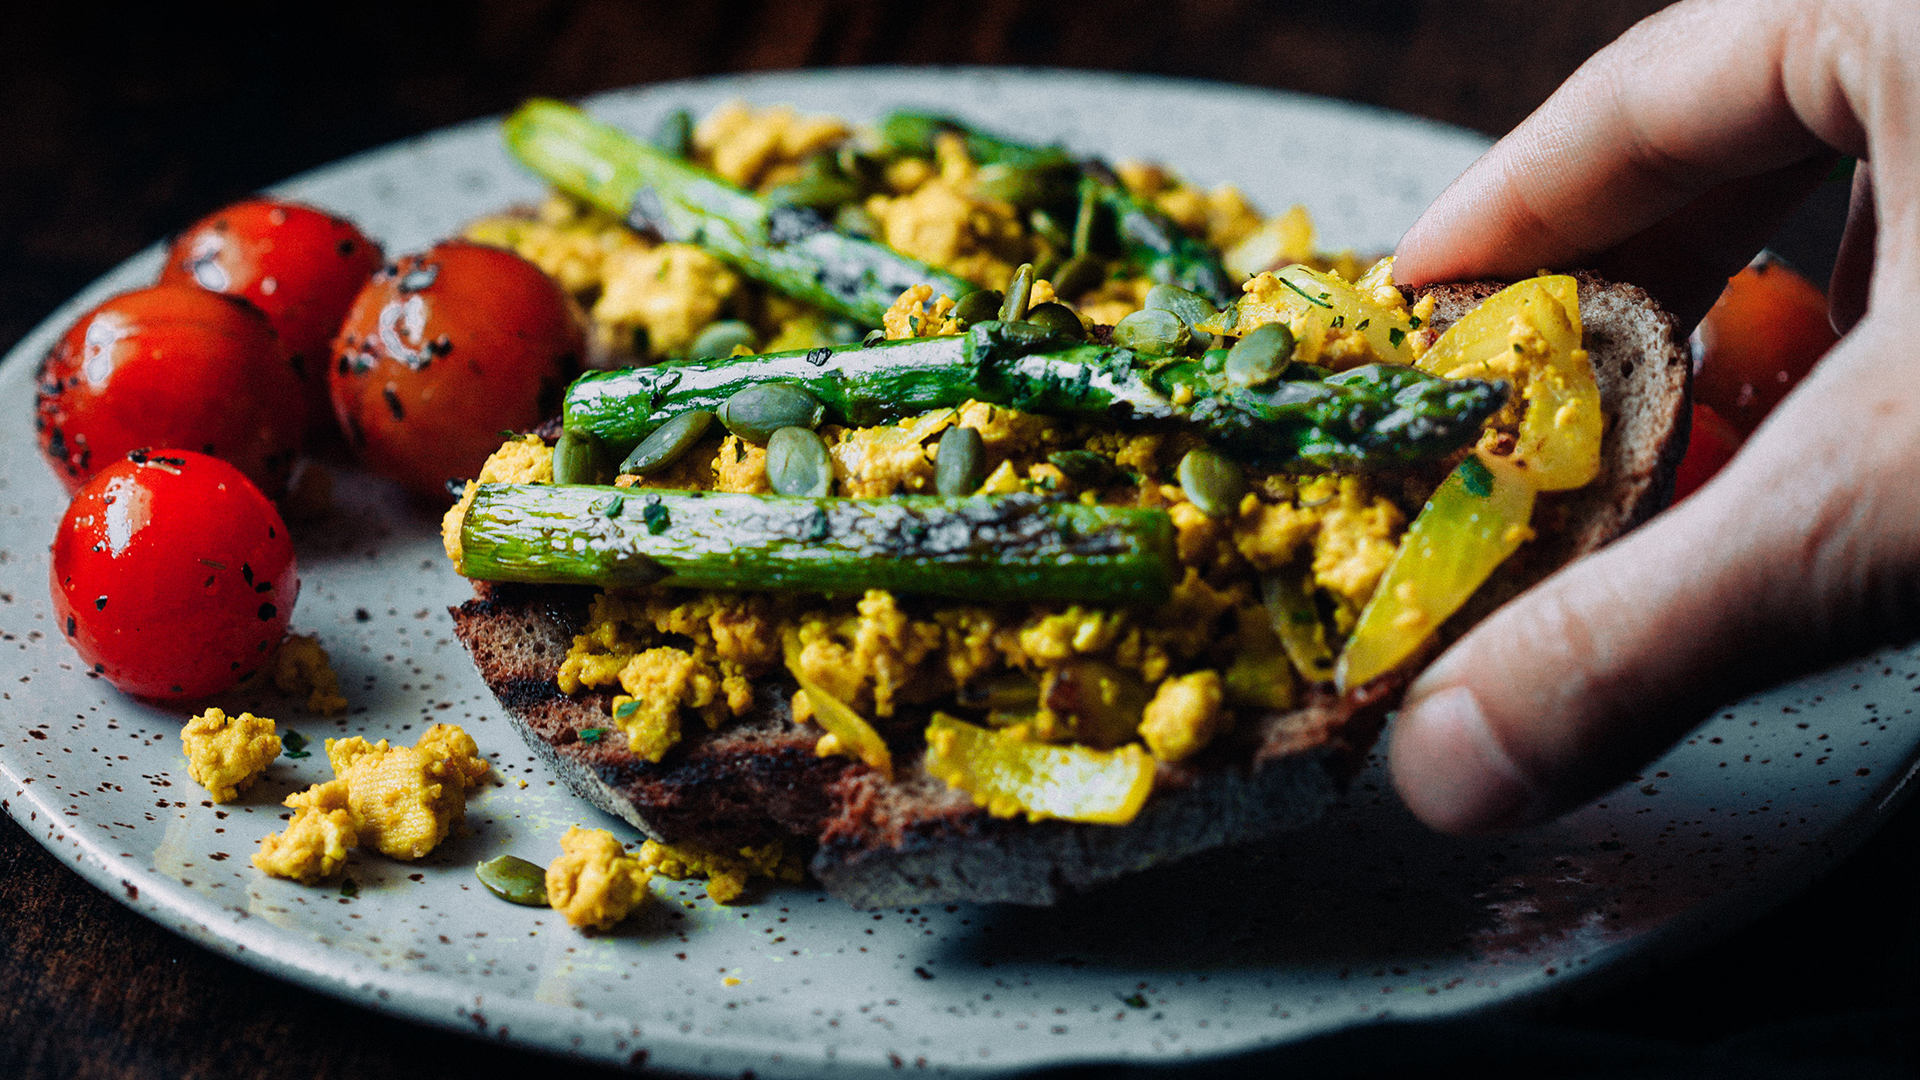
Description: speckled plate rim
3,66,1918,1078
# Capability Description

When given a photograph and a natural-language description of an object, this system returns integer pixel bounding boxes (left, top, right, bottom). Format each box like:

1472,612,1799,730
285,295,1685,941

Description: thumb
1388,316,1920,833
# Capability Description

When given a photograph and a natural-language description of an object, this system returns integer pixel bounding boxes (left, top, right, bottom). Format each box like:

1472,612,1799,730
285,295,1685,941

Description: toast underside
449,274,1689,908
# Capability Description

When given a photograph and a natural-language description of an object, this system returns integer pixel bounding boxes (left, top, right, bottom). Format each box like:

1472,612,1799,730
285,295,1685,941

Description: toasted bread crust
449,274,1688,908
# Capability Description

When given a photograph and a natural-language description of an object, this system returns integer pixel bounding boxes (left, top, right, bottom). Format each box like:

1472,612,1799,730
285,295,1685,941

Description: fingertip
1389,683,1544,834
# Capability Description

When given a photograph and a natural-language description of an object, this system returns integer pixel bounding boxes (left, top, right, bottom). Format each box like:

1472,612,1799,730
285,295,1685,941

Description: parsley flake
580,725,612,742
1278,277,1332,308
339,877,359,898
1388,327,1407,349
1458,455,1494,498
282,730,311,760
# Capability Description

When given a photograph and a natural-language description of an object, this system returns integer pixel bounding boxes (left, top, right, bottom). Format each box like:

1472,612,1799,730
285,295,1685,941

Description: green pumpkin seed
1145,283,1220,336
1052,253,1107,298
953,289,1005,326
720,384,825,444
935,425,986,496
999,263,1035,322
1200,346,1231,375
1224,322,1296,388
834,203,880,238
620,409,714,475
1178,448,1247,518
1024,302,1086,341
552,428,612,486
475,855,549,907
766,174,860,210
1071,182,1098,256
765,426,834,497
651,109,693,158
689,319,759,359
1029,208,1070,247
1112,308,1191,355
879,113,941,157
1046,449,1123,486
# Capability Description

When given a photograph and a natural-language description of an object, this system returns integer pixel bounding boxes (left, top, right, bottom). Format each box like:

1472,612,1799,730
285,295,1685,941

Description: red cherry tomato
1672,402,1744,501
330,240,582,501
51,450,297,702
35,284,307,496
1694,258,1837,436
161,199,384,432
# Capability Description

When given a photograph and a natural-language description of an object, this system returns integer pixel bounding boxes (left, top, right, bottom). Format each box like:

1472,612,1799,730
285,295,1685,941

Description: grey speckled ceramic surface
1,69,1915,1078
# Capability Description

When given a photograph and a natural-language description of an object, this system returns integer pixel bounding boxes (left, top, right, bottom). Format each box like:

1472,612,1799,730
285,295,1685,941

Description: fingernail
1391,685,1540,833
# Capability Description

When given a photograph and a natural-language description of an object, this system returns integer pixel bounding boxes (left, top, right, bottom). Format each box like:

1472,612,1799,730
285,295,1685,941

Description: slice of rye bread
449,272,1689,908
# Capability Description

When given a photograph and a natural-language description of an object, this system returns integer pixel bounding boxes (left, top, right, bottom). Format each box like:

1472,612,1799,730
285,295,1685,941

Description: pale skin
1388,0,1920,832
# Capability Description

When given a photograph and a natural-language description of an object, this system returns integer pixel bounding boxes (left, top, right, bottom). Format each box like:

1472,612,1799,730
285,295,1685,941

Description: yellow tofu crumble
181,708,281,803
546,826,652,931
252,724,489,882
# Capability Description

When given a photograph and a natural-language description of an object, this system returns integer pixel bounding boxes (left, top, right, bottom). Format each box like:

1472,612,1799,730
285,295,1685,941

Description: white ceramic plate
2,69,1915,1078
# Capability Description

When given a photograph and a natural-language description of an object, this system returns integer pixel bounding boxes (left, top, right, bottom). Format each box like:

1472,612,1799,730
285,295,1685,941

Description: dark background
2,2,1913,1078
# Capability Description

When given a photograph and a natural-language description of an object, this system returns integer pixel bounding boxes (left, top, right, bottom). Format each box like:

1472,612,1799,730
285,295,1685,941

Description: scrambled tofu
252,724,488,882
181,708,281,803
593,242,740,357
466,193,642,295
546,826,652,930
1138,670,1226,763
252,779,358,884
638,838,803,904
328,725,491,860
269,633,348,716
865,132,1031,288
693,102,850,190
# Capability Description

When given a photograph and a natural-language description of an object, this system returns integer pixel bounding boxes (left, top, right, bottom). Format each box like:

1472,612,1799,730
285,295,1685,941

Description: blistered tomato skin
161,199,384,429
331,240,582,501
1694,259,1838,436
34,284,308,496
51,451,297,702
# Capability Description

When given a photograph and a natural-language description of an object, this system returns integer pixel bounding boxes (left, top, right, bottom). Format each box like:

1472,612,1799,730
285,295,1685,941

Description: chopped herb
1459,454,1494,498
600,494,625,518
339,877,359,898
1279,277,1332,308
1408,315,1423,329
1388,327,1407,349
1355,318,1370,331
1120,993,1148,1009
580,725,612,742
642,498,671,535
282,730,311,759
1513,342,1524,353
1330,314,1345,329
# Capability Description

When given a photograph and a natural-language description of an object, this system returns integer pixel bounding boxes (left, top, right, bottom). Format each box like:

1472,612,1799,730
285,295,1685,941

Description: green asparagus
878,112,1235,306
503,99,973,326
562,320,1507,471
458,485,1177,605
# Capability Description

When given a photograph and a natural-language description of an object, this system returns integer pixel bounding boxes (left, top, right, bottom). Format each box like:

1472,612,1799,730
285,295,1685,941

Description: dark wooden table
3,3,1914,1077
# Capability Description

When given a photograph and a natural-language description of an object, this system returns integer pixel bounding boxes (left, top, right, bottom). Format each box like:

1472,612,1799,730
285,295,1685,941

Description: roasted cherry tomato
331,240,582,501
1694,258,1837,437
1672,401,1744,501
51,450,297,702
161,199,384,432
35,284,307,496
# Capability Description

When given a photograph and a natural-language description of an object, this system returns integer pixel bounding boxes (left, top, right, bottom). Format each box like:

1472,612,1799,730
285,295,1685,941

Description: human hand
1388,0,1920,832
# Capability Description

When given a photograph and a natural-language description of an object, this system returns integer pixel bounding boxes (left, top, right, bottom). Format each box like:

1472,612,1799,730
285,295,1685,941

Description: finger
1389,315,1920,833
1829,162,1875,335
1393,0,1842,288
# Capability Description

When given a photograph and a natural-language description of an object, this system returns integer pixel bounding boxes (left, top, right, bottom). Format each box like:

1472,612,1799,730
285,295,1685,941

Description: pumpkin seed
1024,302,1086,341
1047,449,1123,486
1178,448,1247,518
1145,283,1220,335
552,428,612,486
689,319,759,359
1051,253,1107,298
765,426,834,497
834,203,880,238
1200,346,1231,375
620,409,714,475
998,263,1035,322
720,384,825,444
651,109,693,158
974,163,1048,207
1224,323,1297,388
475,855,549,907
1112,308,1191,355
953,289,1005,326
935,425,987,496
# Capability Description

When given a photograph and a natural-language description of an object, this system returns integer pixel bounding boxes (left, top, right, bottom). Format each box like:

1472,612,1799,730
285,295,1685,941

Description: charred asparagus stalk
563,321,1507,471
503,99,973,326
879,112,1235,306
458,486,1177,605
